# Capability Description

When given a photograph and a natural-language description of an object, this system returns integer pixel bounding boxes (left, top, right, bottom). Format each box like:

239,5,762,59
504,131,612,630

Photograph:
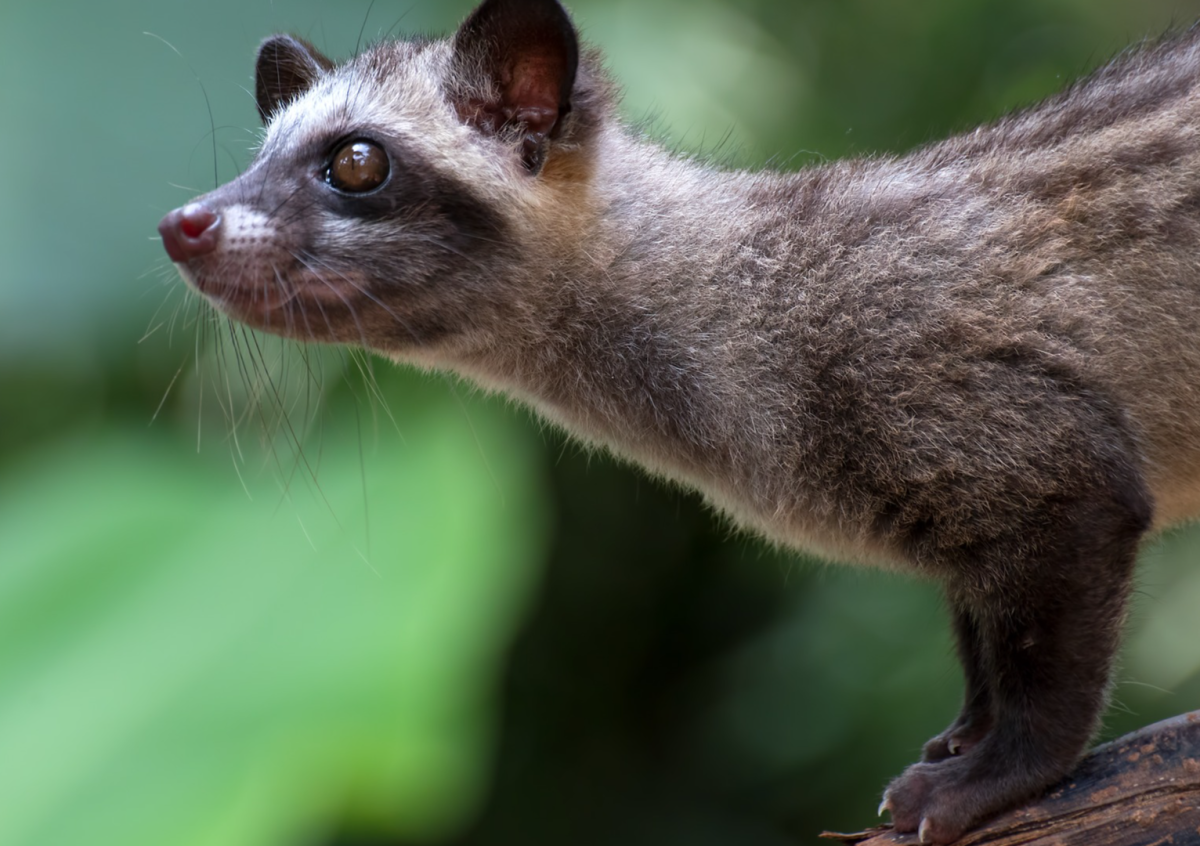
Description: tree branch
822,710,1200,845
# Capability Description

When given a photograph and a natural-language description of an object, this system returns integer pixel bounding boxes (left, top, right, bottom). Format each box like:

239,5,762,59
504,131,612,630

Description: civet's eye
326,140,389,193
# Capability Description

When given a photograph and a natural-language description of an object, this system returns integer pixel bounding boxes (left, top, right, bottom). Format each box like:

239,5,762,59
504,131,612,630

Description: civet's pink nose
158,202,220,263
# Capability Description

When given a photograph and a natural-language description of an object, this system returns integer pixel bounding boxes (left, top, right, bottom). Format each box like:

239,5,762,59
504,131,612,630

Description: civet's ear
254,34,335,124
451,0,579,173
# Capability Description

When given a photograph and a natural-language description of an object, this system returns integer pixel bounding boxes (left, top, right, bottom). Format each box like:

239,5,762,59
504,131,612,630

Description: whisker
243,326,335,507
380,6,416,43
354,0,380,60
296,249,425,344
348,346,403,442
445,377,507,506
293,251,372,346
150,362,187,427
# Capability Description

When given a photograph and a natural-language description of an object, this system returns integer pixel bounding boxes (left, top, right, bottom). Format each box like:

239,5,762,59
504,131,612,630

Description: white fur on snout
218,205,275,253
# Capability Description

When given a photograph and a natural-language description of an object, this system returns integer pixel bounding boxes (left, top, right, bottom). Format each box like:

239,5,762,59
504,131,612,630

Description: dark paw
879,756,1017,845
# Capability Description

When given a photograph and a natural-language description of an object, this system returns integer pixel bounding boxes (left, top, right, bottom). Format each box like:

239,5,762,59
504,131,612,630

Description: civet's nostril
158,202,221,263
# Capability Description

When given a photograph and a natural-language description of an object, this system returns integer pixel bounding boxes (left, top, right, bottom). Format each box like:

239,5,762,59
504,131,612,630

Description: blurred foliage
0,367,550,846
4,1,1200,846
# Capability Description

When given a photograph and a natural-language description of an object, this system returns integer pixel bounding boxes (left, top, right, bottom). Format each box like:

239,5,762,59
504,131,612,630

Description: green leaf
0,380,550,846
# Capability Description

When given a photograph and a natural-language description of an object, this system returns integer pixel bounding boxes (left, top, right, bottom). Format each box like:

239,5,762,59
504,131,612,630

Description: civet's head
159,0,606,355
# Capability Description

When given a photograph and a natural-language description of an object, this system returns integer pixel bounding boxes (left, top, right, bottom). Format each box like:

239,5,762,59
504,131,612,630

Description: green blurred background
4,1,1200,844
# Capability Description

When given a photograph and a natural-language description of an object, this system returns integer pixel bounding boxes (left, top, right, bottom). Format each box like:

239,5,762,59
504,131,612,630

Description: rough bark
822,711,1200,845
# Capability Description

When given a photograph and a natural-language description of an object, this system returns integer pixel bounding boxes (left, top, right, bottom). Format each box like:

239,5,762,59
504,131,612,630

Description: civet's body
159,1,1200,841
